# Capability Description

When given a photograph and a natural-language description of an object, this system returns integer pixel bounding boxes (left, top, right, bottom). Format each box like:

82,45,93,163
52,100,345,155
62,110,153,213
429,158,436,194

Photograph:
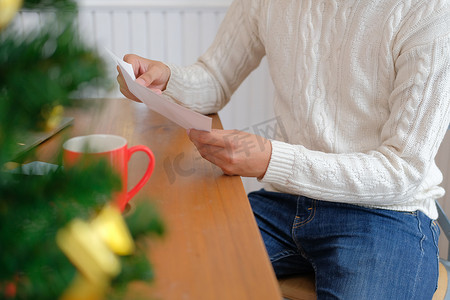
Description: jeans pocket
293,198,317,228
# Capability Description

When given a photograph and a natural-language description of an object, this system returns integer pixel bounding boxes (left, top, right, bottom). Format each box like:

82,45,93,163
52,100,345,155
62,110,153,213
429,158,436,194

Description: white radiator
15,0,275,193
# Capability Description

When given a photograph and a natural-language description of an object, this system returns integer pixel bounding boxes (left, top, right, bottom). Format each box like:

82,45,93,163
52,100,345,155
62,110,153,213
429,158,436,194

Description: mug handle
123,145,155,211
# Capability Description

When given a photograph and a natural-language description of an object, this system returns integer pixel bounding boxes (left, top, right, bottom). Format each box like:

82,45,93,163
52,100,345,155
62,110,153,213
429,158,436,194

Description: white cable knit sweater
163,0,450,219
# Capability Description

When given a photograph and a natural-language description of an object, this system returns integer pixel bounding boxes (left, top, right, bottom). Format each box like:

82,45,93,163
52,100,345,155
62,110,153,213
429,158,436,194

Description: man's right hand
116,54,171,102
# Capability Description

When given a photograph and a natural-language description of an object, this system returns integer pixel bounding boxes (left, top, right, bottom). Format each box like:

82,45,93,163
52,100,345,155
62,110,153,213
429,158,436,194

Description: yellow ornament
56,219,121,286
0,0,23,31
91,204,135,255
56,205,136,300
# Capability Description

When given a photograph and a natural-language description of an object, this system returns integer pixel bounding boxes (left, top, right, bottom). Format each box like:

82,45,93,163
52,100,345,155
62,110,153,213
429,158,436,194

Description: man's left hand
188,129,272,178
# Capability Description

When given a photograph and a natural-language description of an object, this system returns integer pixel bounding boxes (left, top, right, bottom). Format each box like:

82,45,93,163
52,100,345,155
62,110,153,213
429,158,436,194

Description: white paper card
106,49,212,132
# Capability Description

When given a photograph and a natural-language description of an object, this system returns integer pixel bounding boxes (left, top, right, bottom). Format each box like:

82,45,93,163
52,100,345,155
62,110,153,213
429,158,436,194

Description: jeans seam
270,249,301,263
411,213,426,299
418,214,425,255
293,199,317,228
431,220,440,291
431,220,440,254
291,198,315,273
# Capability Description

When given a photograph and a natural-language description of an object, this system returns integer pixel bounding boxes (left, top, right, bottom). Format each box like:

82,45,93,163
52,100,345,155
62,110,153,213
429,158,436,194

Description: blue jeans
248,189,440,300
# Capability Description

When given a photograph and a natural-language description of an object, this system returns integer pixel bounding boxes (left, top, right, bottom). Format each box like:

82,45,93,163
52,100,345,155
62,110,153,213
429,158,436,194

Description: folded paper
107,49,212,132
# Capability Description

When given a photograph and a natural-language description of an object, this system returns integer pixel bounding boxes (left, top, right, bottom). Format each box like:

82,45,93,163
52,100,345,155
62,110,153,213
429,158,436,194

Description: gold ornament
90,204,135,256
0,0,23,31
56,205,135,300
56,219,120,285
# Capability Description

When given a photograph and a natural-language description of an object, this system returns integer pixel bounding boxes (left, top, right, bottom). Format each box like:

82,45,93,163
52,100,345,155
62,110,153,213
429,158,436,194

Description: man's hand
188,129,272,178
116,54,171,102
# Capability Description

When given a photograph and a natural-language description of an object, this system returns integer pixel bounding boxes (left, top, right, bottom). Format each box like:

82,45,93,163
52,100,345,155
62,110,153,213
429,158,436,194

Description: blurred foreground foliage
0,1,164,299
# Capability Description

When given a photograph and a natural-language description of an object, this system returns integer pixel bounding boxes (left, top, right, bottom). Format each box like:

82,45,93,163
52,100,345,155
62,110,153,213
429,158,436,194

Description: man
118,0,450,298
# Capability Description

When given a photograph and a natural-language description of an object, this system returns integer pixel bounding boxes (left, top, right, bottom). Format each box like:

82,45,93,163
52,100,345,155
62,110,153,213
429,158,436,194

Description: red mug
63,134,155,212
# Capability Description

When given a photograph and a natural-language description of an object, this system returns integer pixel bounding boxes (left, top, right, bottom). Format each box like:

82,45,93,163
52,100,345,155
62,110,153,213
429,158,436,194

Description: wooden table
35,98,282,300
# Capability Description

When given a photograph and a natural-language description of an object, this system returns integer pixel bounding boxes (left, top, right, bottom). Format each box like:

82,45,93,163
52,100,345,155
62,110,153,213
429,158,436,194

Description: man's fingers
150,88,163,95
188,128,272,178
189,129,235,147
123,54,144,77
122,54,171,92
123,54,156,81
136,68,165,90
192,143,236,175
117,66,142,102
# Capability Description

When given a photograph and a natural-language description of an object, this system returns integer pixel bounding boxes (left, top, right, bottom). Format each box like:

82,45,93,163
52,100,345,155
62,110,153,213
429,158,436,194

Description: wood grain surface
34,98,282,300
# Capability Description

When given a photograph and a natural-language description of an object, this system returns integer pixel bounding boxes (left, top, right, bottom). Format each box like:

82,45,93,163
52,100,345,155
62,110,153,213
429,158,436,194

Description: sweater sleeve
261,9,450,207
162,0,266,114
